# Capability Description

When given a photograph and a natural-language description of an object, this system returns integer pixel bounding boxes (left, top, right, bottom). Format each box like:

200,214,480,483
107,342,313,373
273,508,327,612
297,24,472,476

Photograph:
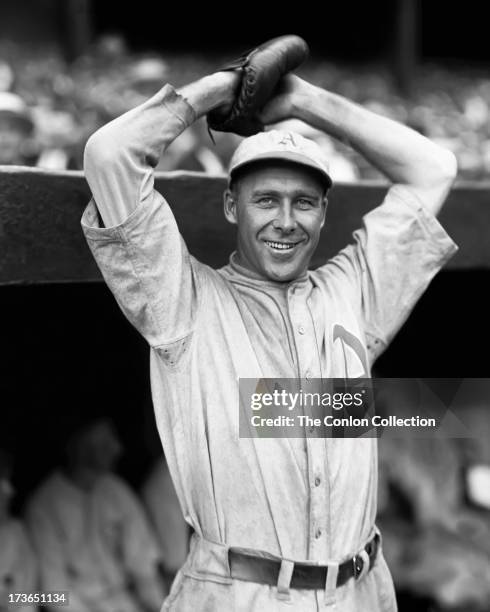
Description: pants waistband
184,527,381,588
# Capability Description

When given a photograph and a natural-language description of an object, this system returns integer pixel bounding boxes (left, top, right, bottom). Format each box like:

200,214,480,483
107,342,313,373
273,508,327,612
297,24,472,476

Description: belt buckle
352,554,364,580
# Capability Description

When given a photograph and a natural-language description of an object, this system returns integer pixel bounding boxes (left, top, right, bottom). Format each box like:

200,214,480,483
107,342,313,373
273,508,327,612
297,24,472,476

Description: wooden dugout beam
0,166,489,285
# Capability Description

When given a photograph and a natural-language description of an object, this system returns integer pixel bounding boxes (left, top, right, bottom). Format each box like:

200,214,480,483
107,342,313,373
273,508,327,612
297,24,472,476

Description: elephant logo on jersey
332,324,368,378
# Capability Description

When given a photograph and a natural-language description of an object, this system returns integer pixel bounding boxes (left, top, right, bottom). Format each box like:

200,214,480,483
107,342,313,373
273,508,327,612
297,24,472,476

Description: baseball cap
229,129,333,189
0,92,34,133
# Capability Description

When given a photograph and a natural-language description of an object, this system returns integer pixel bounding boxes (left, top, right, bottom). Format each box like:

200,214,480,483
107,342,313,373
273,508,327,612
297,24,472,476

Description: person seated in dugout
0,450,39,612
25,416,166,612
378,428,490,610
141,456,190,590
81,36,458,611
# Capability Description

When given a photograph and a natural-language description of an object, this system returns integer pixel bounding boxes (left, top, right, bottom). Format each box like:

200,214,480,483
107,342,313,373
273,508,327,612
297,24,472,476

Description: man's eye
297,199,314,208
257,197,275,206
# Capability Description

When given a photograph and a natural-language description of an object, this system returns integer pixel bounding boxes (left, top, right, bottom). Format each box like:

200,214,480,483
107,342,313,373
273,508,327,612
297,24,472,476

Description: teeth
265,241,296,250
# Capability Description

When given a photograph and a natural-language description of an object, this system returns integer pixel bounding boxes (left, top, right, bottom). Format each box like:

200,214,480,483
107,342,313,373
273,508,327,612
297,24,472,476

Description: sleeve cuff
81,191,168,242
159,83,197,129
388,184,459,263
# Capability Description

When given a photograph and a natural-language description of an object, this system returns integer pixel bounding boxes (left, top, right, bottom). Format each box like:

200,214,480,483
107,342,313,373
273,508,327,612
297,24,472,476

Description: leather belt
228,533,379,589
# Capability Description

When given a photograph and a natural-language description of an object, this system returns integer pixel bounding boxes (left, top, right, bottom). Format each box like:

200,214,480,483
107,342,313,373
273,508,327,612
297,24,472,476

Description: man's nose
272,202,297,233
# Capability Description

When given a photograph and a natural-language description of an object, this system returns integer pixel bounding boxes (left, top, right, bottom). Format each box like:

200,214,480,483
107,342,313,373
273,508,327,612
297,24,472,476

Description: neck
231,251,308,284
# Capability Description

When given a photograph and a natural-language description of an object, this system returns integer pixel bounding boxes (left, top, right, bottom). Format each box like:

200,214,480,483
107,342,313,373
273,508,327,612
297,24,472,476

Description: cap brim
230,151,332,189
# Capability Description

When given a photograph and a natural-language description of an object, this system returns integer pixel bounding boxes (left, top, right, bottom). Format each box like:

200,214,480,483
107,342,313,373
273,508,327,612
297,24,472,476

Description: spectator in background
141,456,189,590
0,90,78,170
455,403,490,511
0,450,39,612
0,61,15,93
0,92,36,166
25,416,166,612
127,57,170,103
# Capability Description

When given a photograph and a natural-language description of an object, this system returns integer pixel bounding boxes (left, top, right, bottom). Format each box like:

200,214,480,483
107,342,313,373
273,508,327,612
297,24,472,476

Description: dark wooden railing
1,167,489,285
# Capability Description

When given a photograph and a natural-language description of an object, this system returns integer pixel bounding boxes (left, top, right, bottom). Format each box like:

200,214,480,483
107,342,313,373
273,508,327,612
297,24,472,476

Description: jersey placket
287,283,330,562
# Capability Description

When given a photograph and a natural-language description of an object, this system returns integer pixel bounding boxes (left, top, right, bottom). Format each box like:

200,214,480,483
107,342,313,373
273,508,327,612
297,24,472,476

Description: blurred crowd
2,36,490,180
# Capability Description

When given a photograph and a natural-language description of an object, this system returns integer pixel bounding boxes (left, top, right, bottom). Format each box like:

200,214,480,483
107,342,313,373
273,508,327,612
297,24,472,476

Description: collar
219,251,310,293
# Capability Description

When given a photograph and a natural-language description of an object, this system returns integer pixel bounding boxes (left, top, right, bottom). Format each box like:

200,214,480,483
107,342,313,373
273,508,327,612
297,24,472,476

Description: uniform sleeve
81,84,200,350
316,185,458,361
110,479,166,612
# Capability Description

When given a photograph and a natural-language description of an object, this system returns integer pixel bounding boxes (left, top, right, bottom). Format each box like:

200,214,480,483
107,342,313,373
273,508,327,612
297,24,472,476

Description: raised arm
83,71,239,228
81,72,238,349
259,75,457,215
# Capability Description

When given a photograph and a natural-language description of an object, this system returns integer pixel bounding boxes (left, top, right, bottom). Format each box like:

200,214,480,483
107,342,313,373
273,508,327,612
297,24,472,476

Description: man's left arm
259,76,458,360
259,74,457,214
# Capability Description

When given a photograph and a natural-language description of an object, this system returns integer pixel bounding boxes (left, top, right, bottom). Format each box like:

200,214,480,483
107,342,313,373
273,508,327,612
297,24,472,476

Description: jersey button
298,325,305,335
315,476,321,486
315,529,322,539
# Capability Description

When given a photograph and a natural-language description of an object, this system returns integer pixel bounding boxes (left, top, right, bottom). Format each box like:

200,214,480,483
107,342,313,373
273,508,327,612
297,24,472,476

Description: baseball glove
207,35,309,137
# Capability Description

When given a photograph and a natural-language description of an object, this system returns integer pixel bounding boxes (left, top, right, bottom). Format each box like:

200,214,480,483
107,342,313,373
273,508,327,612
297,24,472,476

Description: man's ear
319,196,328,229
223,189,238,225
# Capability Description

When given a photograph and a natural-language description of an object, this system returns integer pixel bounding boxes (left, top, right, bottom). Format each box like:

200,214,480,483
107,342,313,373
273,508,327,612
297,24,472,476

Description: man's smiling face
224,161,328,282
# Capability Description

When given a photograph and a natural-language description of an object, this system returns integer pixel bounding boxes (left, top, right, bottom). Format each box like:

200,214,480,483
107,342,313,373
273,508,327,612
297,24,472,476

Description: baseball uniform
25,472,165,612
141,459,189,574
81,84,457,611
0,519,38,612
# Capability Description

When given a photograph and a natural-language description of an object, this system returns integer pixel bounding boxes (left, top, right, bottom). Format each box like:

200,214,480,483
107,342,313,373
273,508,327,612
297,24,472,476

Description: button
314,476,321,486
308,426,315,434
315,529,322,539
298,325,305,335
305,371,311,380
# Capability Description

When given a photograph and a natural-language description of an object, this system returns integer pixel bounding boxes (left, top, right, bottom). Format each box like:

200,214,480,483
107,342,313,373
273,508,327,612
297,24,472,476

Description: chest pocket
155,333,193,369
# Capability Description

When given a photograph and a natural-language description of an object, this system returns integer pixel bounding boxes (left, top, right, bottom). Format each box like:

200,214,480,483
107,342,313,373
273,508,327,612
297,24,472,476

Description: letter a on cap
278,133,297,147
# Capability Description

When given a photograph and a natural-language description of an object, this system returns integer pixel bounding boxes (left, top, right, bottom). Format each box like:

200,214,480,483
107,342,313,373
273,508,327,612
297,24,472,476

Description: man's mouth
264,240,303,252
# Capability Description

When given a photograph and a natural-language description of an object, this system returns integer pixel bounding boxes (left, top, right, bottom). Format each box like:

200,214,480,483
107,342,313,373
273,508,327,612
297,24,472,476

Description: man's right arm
84,72,238,228
81,73,238,349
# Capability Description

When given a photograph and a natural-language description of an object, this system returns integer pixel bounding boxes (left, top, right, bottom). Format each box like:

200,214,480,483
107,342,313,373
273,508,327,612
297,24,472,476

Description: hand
257,75,307,126
179,71,240,119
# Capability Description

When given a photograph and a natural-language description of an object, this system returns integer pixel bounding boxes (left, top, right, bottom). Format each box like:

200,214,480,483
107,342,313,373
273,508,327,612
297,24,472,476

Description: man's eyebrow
251,188,322,198
294,191,323,199
250,188,281,197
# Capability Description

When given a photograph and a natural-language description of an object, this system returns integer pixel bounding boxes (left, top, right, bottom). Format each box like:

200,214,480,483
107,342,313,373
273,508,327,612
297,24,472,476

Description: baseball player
0,451,39,612
81,36,457,611
25,417,165,612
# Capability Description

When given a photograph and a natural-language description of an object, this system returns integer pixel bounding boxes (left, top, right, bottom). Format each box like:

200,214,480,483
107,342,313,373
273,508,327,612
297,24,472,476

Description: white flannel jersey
25,472,164,612
81,84,457,611
0,519,39,612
